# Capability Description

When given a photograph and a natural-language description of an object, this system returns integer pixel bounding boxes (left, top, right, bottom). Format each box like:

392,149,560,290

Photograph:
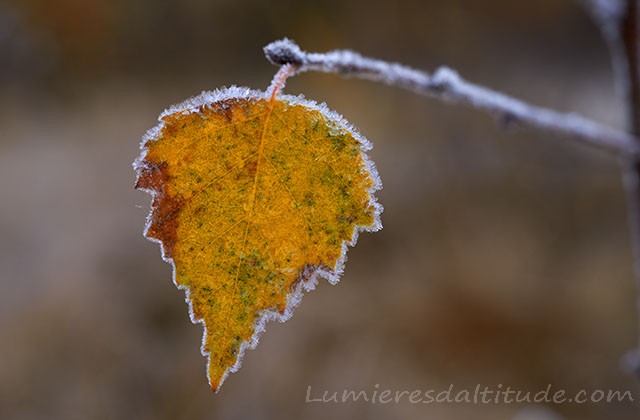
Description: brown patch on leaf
135,159,184,259
290,264,330,292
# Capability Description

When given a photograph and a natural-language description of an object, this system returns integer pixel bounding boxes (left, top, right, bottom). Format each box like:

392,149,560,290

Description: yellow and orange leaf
134,86,381,392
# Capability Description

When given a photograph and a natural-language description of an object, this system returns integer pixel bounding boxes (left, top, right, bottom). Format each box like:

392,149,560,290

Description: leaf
133,86,381,392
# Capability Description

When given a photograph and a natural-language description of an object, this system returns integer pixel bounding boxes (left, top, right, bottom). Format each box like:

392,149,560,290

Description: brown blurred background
0,0,639,419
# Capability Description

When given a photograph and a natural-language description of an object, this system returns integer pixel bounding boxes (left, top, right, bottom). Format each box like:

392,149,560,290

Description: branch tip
264,38,306,66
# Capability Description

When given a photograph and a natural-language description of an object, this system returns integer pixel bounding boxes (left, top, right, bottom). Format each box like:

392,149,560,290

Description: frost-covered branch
264,38,640,158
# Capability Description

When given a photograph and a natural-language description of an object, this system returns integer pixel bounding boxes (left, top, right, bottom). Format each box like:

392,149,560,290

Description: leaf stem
267,63,299,102
264,38,640,158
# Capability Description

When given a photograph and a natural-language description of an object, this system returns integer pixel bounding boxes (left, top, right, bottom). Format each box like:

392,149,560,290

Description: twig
587,0,640,375
587,0,640,378
618,1,640,377
264,38,640,158
621,1,640,134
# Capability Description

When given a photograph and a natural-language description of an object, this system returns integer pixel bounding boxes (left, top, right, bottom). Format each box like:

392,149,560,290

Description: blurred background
0,0,639,419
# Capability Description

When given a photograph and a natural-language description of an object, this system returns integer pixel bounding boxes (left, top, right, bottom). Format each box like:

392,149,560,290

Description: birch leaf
133,87,381,392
